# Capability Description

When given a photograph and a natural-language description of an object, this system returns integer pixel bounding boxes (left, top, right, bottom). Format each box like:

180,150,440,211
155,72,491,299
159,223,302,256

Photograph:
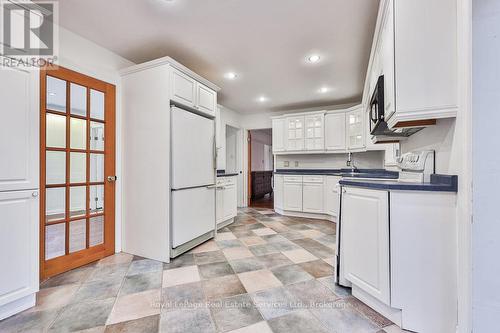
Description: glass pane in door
46,187,65,222
90,154,104,182
70,83,87,116
70,152,86,183
47,76,66,112
89,216,104,246
70,118,87,150
90,89,105,120
69,219,86,253
70,186,86,218
89,185,104,214
46,114,66,148
90,122,104,151
45,223,66,260
46,151,66,185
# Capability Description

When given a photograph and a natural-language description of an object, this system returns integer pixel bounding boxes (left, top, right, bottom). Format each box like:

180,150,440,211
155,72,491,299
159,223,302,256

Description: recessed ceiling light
319,87,329,94
307,54,321,63
257,96,268,103
224,72,238,80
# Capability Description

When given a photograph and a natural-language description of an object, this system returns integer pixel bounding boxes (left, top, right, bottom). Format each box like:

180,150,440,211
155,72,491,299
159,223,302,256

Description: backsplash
275,151,384,170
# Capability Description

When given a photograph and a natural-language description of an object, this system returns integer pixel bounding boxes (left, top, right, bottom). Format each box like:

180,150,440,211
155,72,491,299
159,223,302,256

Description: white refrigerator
170,106,216,257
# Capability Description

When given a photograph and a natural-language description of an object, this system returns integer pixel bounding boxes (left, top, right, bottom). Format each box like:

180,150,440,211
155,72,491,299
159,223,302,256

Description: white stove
396,150,435,183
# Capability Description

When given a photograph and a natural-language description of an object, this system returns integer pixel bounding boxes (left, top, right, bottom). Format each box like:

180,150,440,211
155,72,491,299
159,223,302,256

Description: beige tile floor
0,208,411,333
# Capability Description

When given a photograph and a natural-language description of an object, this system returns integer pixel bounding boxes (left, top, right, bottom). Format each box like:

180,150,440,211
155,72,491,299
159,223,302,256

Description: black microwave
369,75,385,135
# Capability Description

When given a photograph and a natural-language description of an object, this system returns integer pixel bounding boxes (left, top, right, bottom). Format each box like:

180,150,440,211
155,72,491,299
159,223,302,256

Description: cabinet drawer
283,175,303,183
303,176,324,183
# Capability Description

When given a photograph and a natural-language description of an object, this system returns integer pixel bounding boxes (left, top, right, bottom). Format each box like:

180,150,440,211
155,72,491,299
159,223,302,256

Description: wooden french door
40,66,116,280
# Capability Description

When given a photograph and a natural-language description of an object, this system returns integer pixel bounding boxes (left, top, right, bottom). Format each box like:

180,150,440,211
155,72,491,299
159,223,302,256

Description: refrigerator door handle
213,135,217,167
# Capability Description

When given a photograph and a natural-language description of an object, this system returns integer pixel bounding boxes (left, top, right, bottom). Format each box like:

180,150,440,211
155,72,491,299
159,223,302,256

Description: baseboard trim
274,209,337,222
0,294,36,321
352,286,402,327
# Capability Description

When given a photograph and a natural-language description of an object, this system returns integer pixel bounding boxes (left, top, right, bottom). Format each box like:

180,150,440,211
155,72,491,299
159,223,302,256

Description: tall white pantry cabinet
0,60,40,320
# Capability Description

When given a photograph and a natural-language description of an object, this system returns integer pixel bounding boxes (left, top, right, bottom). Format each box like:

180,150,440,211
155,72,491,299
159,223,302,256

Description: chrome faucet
346,152,357,172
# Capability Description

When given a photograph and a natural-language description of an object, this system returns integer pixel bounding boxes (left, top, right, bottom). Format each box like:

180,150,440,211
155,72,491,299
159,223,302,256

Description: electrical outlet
295,161,299,167
284,161,290,167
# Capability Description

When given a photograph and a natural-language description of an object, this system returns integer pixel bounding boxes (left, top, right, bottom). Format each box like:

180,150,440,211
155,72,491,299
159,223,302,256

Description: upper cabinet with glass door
271,106,372,155
346,106,365,151
304,114,324,151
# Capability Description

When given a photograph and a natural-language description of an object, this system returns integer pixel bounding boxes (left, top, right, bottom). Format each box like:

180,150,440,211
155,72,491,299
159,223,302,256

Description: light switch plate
295,161,299,167
284,161,290,167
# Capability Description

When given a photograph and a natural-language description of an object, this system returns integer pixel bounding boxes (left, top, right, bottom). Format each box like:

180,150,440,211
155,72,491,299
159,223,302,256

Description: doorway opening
225,124,244,207
247,129,274,209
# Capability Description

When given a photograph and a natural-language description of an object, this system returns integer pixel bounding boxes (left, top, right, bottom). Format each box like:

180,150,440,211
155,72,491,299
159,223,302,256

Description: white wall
400,118,456,173
472,0,500,330
275,151,384,170
58,27,135,252
225,125,238,173
216,105,242,170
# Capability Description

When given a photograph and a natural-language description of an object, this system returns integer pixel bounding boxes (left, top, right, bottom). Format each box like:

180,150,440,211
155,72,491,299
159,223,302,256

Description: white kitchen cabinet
304,114,324,151
283,176,303,212
216,187,224,223
274,174,284,210
0,190,39,320
216,176,237,227
363,0,457,130
302,176,324,213
341,187,390,305
346,107,365,151
0,64,39,192
223,180,237,221
286,116,305,151
324,176,341,216
272,118,286,153
381,0,395,120
324,112,346,152
171,68,217,117
196,83,217,117
171,68,196,108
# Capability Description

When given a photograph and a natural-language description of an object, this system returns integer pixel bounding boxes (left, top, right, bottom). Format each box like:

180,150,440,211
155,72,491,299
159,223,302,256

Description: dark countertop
217,170,239,177
274,169,399,180
339,174,458,192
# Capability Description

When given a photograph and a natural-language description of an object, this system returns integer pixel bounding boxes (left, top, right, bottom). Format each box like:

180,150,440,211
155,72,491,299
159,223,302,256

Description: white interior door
172,186,215,248
171,107,215,189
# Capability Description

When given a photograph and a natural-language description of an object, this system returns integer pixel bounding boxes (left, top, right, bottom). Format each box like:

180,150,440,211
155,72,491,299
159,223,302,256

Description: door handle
107,176,117,182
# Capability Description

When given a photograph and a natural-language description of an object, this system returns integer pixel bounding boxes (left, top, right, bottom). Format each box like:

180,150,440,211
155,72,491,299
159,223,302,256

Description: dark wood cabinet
251,171,273,199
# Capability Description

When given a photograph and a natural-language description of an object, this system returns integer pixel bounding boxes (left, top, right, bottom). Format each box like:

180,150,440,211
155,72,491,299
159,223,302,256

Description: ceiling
52,0,379,114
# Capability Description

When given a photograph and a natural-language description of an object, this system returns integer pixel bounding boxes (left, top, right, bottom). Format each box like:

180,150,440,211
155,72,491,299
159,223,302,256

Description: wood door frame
247,130,252,206
40,65,116,280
